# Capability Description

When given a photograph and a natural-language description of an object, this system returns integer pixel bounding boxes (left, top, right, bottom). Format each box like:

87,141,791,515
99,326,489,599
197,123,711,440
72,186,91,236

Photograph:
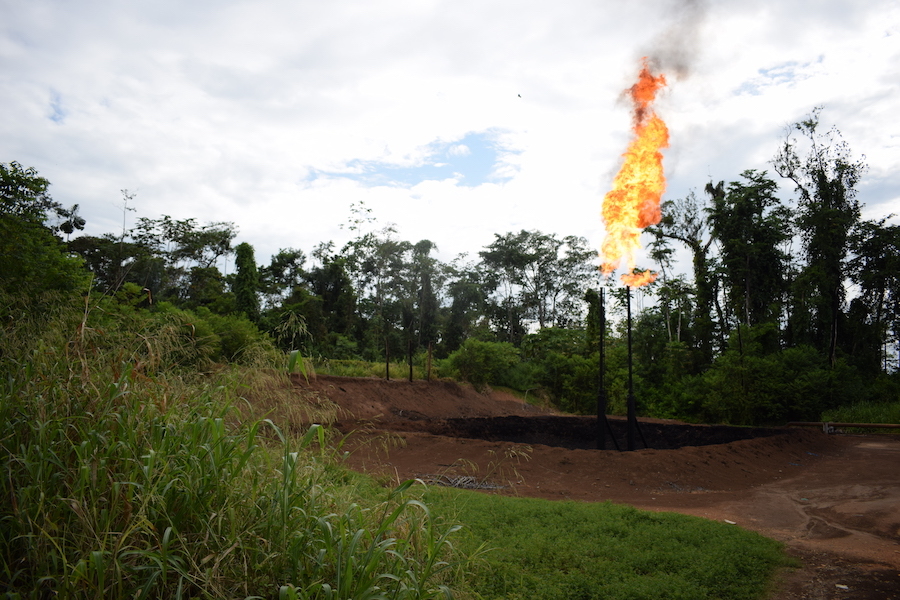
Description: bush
446,339,521,391
534,351,598,414
194,307,273,363
823,398,900,425
0,214,89,296
695,341,867,426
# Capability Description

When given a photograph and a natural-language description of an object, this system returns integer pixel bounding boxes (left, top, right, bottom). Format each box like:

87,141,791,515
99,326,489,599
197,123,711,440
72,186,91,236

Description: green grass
314,358,433,380
1,371,463,598
424,489,791,600
821,400,900,434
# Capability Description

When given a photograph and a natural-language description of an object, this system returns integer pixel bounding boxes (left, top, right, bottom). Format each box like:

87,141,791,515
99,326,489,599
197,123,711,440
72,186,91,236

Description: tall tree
260,248,306,307
480,230,597,340
846,218,900,371
773,108,867,364
408,240,442,348
1,161,57,220
114,215,237,301
652,275,694,345
307,243,358,341
479,231,530,343
649,190,719,365
233,242,261,322
707,170,792,332
341,225,413,357
440,257,490,355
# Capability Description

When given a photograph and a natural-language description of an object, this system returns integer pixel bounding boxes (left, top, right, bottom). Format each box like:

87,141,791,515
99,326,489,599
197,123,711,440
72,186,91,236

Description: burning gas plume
600,58,669,287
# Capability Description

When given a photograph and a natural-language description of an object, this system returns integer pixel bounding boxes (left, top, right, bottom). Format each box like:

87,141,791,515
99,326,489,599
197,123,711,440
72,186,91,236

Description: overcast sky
2,0,898,277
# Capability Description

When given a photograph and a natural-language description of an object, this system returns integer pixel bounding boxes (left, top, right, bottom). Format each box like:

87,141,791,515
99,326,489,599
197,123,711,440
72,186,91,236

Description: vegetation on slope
0,297,465,598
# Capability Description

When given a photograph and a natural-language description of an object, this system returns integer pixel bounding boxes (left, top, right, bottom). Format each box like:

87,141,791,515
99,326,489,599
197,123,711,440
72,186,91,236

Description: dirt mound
300,374,547,422
293,375,900,599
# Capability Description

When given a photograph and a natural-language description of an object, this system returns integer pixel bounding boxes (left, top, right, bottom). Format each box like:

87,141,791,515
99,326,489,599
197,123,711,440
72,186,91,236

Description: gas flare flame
601,59,669,287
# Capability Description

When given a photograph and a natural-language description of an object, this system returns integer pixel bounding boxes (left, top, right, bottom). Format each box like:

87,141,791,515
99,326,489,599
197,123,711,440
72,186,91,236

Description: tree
0,162,88,295
479,230,597,341
649,190,719,365
652,275,694,345
307,244,358,342
707,170,792,333
846,218,900,371
53,204,86,240
1,161,57,220
440,257,490,356
233,242,260,322
407,240,442,348
773,108,867,364
479,232,530,344
73,216,221,299
260,248,306,307
130,216,232,264
185,266,231,313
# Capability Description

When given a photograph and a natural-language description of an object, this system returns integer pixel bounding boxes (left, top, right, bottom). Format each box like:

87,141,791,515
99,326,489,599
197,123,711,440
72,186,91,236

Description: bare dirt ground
295,374,900,600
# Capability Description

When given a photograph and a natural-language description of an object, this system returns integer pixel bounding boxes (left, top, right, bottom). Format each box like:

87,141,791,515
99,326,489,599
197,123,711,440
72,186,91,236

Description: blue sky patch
307,130,517,188
48,90,66,123
735,57,823,96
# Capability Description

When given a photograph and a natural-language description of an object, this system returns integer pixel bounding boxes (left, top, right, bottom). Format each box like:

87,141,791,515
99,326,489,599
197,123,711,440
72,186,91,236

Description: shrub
695,341,868,425
446,339,521,391
194,307,273,363
533,351,598,414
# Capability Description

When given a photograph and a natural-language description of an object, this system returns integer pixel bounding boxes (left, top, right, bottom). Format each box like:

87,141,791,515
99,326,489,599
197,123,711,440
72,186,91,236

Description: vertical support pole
408,339,413,382
626,285,637,451
427,342,433,381
597,288,607,450
385,338,390,381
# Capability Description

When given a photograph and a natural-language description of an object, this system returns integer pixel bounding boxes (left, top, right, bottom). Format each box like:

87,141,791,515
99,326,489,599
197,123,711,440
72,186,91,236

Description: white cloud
448,144,471,157
1,0,898,274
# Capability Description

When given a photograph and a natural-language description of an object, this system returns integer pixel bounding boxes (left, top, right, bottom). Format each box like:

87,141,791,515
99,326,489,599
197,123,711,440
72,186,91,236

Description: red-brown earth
294,374,900,600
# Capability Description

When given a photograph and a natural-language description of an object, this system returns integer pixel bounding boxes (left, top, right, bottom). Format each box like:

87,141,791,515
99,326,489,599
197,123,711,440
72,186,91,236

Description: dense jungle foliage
4,109,900,427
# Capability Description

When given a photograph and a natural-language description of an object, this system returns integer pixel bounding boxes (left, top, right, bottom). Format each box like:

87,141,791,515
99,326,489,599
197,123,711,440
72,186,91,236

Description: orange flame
600,59,669,287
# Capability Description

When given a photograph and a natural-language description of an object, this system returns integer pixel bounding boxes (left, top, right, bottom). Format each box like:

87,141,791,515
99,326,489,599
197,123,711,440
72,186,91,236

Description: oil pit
383,415,787,451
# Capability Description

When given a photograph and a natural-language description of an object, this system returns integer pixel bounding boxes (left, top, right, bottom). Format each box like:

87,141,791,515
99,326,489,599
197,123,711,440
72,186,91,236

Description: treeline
69,216,600,356
3,110,899,425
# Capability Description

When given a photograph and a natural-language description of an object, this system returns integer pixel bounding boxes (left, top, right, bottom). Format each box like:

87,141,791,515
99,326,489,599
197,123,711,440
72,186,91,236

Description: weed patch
425,490,790,600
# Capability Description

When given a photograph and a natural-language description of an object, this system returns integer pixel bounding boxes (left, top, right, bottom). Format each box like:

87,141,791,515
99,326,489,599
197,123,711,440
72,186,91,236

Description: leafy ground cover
425,489,791,600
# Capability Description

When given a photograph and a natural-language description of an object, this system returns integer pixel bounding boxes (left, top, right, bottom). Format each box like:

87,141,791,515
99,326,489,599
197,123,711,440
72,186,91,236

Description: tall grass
821,399,900,431
0,294,465,599
314,359,431,381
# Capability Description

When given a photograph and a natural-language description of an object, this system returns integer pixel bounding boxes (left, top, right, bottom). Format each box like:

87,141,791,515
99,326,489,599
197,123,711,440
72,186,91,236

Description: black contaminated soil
383,415,787,451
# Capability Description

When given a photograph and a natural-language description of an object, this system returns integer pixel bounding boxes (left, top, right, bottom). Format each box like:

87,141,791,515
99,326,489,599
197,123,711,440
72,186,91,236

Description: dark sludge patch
397,415,787,451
